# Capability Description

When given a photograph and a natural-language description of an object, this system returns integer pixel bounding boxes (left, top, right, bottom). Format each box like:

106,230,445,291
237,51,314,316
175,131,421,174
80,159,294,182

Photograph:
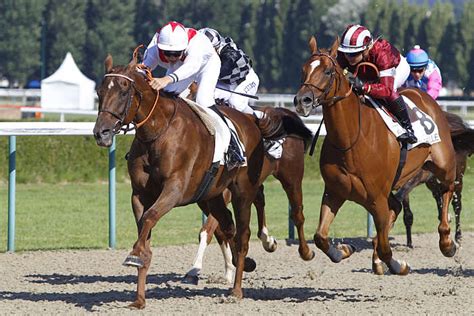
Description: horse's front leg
254,185,277,253
124,183,183,307
314,190,354,262
182,209,219,285
371,196,410,276
126,192,153,309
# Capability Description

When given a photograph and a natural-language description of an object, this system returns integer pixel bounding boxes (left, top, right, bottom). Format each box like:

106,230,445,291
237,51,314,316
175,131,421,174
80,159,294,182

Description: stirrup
397,132,417,144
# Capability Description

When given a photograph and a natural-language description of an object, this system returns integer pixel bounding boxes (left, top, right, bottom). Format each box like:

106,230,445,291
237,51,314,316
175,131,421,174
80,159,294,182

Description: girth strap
190,162,220,203
391,142,408,191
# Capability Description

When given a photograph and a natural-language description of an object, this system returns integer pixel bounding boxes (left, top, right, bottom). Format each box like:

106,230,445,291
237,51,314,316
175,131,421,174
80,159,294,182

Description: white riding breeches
164,54,221,108
214,68,259,114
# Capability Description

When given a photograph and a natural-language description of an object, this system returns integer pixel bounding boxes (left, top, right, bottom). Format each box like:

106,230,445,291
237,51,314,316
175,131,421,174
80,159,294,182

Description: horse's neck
322,94,363,149
135,90,175,141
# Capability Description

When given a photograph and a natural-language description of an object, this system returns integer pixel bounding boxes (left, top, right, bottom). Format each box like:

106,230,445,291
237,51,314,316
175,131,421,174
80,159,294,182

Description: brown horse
93,48,310,308
293,37,457,275
396,111,474,247
183,131,315,285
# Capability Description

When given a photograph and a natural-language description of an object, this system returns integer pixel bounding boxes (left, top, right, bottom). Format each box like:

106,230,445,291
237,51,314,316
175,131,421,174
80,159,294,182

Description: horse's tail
256,107,313,150
444,111,474,154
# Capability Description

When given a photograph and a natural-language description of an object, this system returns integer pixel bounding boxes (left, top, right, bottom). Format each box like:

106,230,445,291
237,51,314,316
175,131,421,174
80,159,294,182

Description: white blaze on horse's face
107,80,114,90
309,60,321,77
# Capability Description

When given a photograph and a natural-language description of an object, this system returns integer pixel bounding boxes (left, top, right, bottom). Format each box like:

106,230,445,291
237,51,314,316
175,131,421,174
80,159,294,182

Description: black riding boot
209,105,245,169
388,96,418,144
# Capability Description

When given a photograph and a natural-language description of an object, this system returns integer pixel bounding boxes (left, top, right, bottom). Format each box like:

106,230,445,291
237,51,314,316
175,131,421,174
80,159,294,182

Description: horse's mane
257,107,313,150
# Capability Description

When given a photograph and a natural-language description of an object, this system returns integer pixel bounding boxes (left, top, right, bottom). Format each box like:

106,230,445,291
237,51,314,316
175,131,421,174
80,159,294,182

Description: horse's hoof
398,261,411,275
300,249,315,261
337,243,356,259
181,274,199,285
123,255,144,268
243,257,257,272
441,241,458,258
372,260,386,275
128,300,145,309
263,238,277,253
230,288,243,299
455,233,462,244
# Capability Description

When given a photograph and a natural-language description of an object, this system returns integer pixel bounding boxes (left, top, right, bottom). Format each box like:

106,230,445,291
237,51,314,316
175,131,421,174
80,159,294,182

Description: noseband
100,72,159,133
301,53,360,152
301,53,351,108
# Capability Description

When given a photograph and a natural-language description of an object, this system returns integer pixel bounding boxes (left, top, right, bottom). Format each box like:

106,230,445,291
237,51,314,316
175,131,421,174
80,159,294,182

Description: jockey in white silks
142,21,245,168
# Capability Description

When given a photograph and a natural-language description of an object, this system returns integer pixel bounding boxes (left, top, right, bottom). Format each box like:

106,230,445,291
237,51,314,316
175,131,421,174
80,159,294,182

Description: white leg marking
220,242,235,284
187,231,208,277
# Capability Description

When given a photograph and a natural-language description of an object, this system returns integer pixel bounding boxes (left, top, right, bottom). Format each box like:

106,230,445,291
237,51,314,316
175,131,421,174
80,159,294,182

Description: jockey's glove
348,75,365,94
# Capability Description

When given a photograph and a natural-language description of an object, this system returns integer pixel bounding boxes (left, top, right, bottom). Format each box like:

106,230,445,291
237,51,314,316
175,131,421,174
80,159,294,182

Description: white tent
41,52,96,110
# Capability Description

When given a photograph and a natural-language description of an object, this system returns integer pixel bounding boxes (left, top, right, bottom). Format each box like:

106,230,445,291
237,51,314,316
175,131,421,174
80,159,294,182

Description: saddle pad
182,98,246,165
365,96,441,150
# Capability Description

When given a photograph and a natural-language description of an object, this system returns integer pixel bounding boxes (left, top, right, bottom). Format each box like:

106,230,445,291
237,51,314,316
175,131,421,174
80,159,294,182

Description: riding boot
387,96,418,144
209,105,245,170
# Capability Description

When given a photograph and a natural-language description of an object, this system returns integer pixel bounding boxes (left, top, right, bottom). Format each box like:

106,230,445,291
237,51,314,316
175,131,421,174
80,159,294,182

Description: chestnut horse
93,48,310,308
183,132,315,285
294,37,457,275
397,111,474,247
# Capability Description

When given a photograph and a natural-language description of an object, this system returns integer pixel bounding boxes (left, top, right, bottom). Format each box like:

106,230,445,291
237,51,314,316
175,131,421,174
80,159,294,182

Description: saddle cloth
365,95,441,150
182,98,247,166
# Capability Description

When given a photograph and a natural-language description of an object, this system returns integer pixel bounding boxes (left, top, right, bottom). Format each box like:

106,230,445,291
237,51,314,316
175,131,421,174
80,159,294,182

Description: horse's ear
130,44,144,66
309,36,318,55
104,54,113,73
330,36,340,58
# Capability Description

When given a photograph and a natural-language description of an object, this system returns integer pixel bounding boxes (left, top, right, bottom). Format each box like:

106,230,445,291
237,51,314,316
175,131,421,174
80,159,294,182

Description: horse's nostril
302,97,313,105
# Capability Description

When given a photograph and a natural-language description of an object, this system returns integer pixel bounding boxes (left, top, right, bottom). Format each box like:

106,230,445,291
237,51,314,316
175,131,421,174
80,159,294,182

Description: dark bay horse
294,37,457,275
93,48,310,308
183,130,315,284
397,111,474,247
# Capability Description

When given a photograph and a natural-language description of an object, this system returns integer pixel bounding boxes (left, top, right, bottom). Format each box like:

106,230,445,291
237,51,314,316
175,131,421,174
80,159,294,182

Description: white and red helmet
338,24,373,53
158,21,188,51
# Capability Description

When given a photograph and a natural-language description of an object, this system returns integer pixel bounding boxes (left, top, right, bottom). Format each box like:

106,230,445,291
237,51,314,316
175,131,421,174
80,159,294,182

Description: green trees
0,0,46,86
0,0,473,94
43,0,88,75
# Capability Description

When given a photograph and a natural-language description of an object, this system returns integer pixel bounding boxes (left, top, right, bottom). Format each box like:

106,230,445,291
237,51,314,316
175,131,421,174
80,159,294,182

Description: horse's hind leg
452,189,462,243
402,195,414,248
254,185,277,252
314,190,354,263
276,173,314,261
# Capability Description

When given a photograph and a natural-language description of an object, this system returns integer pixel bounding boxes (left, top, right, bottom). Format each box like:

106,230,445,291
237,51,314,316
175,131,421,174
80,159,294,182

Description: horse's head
93,45,153,147
294,36,348,117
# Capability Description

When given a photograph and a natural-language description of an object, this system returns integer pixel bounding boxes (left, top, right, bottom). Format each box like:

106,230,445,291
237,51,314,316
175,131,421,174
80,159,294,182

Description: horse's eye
121,90,128,97
324,69,332,76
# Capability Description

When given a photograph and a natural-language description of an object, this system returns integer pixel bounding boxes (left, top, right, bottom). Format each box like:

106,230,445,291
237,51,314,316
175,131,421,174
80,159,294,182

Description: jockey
142,21,245,168
403,45,442,100
199,27,261,117
337,24,417,144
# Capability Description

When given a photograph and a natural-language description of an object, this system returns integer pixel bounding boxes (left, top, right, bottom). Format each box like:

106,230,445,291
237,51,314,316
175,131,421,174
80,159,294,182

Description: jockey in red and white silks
143,21,221,108
337,24,417,144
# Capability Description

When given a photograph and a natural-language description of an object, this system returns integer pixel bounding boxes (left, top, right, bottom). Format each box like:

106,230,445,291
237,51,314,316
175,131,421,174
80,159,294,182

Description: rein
101,72,160,133
301,53,352,107
301,52,360,152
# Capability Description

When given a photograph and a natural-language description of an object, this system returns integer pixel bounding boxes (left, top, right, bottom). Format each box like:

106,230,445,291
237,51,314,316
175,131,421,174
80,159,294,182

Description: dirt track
0,233,472,314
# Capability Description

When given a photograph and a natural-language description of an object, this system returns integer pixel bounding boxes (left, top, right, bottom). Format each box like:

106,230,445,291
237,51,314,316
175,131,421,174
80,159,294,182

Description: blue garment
403,59,442,99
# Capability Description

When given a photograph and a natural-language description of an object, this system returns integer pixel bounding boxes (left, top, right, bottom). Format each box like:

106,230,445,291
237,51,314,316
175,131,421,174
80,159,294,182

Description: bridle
300,52,360,152
99,72,159,134
300,53,352,108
